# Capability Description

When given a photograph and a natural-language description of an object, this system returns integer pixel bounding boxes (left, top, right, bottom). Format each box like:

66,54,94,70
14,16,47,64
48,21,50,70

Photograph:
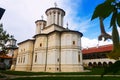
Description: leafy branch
0,24,10,54
91,0,120,60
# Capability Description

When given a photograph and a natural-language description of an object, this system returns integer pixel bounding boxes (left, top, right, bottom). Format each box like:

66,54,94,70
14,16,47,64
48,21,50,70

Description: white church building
15,5,84,72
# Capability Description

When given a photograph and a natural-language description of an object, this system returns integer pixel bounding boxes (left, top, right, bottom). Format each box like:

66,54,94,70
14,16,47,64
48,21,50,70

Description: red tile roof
82,44,113,54
0,55,12,59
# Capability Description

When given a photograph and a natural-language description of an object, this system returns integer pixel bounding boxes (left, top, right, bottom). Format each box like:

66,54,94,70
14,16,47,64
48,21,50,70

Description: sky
0,0,118,48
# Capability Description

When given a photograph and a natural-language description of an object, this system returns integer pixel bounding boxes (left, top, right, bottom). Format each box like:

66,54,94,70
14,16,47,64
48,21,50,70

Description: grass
0,68,105,76
0,68,120,80
0,75,4,78
1,68,120,76
10,77,120,80
0,74,6,78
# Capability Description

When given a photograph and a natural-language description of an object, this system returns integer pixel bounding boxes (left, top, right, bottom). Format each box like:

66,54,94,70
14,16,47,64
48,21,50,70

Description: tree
91,0,120,60
91,0,120,77
0,24,10,54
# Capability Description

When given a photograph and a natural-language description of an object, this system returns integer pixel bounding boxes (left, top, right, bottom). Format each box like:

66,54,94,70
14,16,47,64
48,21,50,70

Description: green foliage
91,0,115,20
101,60,120,77
0,24,9,42
92,0,120,59
0,24,10,53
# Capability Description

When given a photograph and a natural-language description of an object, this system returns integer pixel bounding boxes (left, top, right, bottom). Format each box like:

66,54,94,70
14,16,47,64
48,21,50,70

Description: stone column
47,14,49,26
55,11,58,24
61,15,63,26
51,12,54,24
41,22,43,30
59,12,61,26
49,13,52,25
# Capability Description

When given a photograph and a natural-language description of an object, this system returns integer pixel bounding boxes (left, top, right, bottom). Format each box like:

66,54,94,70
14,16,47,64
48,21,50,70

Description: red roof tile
82,44,113,54
0,55,12,59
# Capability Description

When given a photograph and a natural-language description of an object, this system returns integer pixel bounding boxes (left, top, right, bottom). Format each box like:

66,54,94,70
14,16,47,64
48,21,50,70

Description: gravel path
0,73,120,80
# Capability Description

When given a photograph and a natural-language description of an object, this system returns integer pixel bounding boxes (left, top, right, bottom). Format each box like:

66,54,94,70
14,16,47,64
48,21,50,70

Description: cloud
0,0,64,42
0,0,114,48
60,1,98,33
1,0,84,43
81,37,112,48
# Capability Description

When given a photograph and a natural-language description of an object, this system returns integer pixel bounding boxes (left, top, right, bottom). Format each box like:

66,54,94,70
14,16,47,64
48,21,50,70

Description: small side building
82,44,116,68
0,54,12,70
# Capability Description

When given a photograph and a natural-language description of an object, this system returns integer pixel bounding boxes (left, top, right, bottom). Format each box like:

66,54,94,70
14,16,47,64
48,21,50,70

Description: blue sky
0,0,115,48
66,0,110,39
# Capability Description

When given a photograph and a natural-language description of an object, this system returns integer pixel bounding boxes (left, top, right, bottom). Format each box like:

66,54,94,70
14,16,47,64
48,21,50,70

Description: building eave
18,39,35,45
45,7,65,16
82,44,113,54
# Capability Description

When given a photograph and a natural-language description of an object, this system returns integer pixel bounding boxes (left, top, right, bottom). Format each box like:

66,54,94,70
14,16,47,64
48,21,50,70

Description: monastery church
15,5,84,72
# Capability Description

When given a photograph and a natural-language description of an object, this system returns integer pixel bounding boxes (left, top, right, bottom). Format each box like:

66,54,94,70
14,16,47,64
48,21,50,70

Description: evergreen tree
0,24,10,54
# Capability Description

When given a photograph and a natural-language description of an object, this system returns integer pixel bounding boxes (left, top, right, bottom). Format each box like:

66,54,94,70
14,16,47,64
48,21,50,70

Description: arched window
34,53,37,63
73,41,75,45
40,43,42,47
18,57,20,63
78,54,80,63
24,49,25,52
23,56,25,63
21,56,22,63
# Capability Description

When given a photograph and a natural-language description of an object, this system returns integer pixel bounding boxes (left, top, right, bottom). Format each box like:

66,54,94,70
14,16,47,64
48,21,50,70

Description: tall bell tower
45,3,65,26
35,16,46,34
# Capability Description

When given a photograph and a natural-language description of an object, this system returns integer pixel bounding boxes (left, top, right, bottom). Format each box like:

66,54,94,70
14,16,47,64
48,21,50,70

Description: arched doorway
108,62,113,66
103,62,107,67
93,62,97,67
98,62,102,67
88,62,93,68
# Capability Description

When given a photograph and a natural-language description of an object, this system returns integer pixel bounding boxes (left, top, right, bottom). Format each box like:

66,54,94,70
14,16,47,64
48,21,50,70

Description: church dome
45,7,65,16
45,6,65,26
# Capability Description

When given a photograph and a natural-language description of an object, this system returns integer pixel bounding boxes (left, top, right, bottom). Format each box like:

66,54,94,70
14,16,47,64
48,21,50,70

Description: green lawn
0,68,105,76
10,77,120,80
0,68,120,80
0,74,6,78
1,68,120,76
0,75,4,78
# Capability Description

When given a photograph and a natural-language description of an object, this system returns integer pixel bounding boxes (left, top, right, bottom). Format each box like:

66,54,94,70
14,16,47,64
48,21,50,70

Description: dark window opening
78,54,80,63
23,56,25,63
40,43,42,47
57,58,59,62
35,54,37,62
57,68,59,71
73,41,75,45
